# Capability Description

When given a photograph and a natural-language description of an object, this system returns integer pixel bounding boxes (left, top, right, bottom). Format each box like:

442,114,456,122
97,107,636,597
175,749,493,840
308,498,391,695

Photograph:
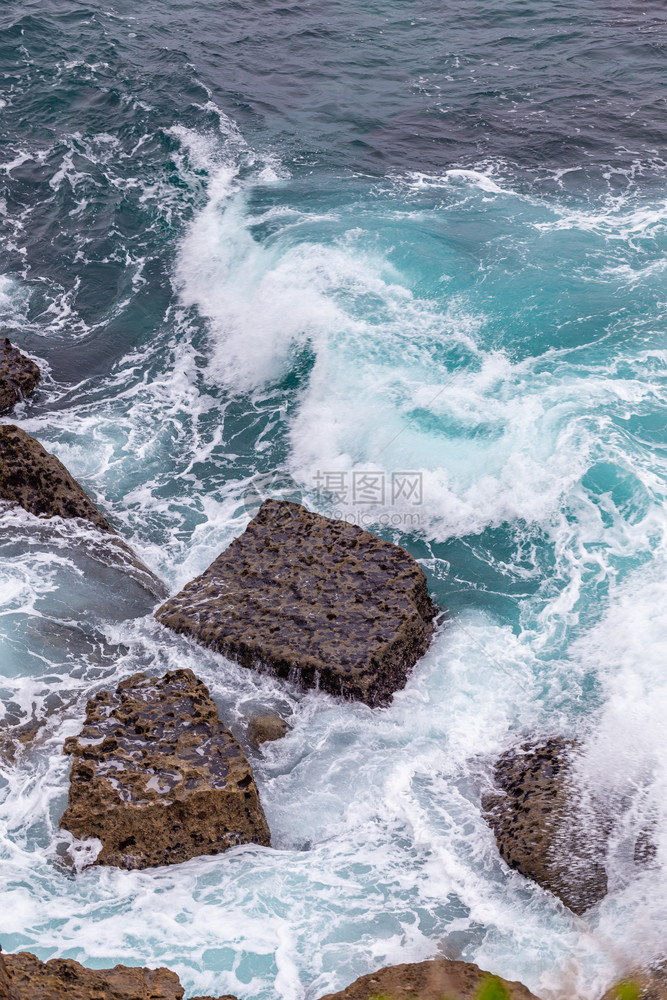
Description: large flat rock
60,669,270,869
0,948,238,1000
482,738,608,915
156,499,436,706
0,337,40,413
0,424,111,531
316,958,540,1000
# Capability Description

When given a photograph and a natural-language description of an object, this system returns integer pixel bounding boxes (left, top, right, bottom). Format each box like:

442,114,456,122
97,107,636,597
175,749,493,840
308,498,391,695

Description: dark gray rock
156,499,437,706
0,338,40,414
0,424,166,600
0,424,111,531
60,669,271,869
482,738,608,915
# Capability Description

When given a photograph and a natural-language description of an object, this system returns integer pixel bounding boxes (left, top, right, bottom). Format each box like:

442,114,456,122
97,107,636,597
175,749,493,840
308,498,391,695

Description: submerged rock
156,499,437,706
0,715,46,765
60,668,270,869
0,424,111,531
0,338,40,413
0,947,239,1000
482,738,608,915
316,958,540,1000
247,712,291,747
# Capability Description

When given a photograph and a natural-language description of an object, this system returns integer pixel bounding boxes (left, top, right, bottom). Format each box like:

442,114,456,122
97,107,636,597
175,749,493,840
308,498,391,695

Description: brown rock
60,668,270,869
156,499,437,707
482,738,608,915
0,715,46,764
0,337,40,413
0,947,240,1000
316,958,540,1000
0,424,111,531
0,949,184,1000
247,712,291,747
602,964,667,1000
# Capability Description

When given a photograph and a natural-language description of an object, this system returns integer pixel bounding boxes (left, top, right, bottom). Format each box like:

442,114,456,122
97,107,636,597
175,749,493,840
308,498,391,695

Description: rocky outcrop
482,738,608,915
0,424,111,531
316,958,540,1000
247,712,291,747
60,669,270,869
603,967,667,1000
0,338,40,413
156,499,437,707
0,947,238,1000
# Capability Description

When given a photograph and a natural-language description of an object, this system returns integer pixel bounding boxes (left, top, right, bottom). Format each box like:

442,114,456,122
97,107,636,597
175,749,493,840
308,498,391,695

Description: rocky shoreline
0,947,648,1000
0,341,654,999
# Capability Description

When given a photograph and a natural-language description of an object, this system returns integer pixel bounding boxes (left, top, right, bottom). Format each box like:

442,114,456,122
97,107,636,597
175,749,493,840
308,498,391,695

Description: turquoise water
1,1,667,997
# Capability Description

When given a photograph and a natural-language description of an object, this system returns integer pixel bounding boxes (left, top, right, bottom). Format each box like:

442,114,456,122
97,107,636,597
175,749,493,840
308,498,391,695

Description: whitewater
1,1,666,998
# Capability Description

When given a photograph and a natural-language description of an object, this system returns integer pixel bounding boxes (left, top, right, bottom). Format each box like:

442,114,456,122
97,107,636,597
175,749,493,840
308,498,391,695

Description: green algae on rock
0,947,239,1000
0,424,111,531
0,338,40,414
315,958,540,1000
156,499,437,707
60,669,270,869
602,966,667,1000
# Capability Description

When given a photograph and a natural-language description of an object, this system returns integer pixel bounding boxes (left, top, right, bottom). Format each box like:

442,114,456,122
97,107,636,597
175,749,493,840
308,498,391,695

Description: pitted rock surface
0,948,239,1000
0,949,184,1000
0,338,40,413
0,424,111,531
156,499,437,706
316,958,539,1000
60,669,270,869
482,737,608,915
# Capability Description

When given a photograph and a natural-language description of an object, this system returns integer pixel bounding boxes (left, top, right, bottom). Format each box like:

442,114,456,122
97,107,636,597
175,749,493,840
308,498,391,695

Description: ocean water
1,1,667,997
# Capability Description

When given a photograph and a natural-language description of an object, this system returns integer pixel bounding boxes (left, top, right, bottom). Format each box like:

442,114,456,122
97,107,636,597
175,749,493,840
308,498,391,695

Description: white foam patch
404,168,507,194
175,190,344,391
0,274,30,324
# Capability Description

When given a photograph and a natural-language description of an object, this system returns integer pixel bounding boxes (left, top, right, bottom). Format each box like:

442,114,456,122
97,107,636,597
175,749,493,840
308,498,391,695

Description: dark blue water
1,2,666,998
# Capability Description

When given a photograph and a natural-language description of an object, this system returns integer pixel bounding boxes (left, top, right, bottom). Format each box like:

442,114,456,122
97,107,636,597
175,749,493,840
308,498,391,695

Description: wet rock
603,965,667,1000
0,715,46,764
0,947,239,1000
0,424,111,531
316,958,540,1000
0,338,40,413
247,712,291,747
156,499,437,707
482,737,608,915
60,668,271,869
